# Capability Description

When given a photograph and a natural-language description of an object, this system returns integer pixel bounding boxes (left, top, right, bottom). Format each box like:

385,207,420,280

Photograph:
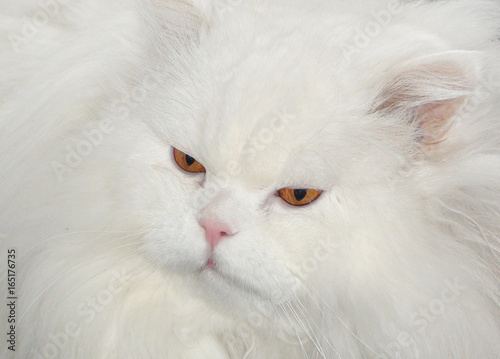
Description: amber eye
278,188,323,206
173,148,206,173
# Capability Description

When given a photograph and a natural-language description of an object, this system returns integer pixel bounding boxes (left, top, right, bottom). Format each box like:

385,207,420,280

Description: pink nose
199,218,234,250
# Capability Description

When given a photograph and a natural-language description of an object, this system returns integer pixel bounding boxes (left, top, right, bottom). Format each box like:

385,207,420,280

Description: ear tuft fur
372,51,481,145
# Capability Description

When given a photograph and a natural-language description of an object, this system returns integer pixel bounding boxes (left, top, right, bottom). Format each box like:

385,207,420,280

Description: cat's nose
199,218,235,250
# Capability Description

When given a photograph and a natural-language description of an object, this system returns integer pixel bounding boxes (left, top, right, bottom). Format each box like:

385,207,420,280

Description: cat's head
130,0,499,316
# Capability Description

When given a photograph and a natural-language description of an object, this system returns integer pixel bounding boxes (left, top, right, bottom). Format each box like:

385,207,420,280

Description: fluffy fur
1,0,500,358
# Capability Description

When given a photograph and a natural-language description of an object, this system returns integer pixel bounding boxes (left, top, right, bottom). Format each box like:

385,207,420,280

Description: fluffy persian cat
1,0,500,358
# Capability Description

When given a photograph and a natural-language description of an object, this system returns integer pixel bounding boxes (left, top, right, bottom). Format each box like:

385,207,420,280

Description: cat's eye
278,188,322,206
173,148,206,173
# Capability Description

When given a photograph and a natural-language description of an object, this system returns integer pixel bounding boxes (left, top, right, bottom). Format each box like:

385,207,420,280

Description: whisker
301,284,378,357
284,300,326,358
292,291,343,359
278,302,310,359
14,228,156,263
17,230,153,324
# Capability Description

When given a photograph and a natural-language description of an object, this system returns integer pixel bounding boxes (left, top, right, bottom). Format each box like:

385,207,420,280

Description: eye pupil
174,148,206,173
185,155,195,166
294,189,307,201
277,188,322,206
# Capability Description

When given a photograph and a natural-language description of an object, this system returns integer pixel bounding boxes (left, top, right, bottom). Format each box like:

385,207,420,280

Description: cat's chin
193,268,273,313
194,261,295,309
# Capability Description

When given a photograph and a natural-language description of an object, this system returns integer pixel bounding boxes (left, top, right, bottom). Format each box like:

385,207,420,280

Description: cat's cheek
207,233,299,303
262,190,349,285
141,225,208,272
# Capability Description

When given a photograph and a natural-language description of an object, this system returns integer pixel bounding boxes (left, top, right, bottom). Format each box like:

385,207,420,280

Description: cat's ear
372,51,480,145
142,0,213,44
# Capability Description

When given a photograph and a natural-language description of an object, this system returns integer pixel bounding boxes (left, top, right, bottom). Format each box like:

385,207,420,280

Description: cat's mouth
205,258,216,269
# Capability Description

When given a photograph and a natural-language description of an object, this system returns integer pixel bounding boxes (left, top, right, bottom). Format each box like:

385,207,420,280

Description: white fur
1,0,500,358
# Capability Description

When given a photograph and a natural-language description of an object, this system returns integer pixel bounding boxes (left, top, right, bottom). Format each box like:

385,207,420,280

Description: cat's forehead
165,73,368,191
151,7,392,189
176,54,347,188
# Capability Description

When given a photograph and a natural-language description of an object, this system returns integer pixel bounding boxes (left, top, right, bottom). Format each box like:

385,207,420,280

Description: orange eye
278,188,323,206
173,148,206,173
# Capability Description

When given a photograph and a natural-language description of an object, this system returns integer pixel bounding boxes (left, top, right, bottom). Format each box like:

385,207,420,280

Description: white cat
1,0,500,358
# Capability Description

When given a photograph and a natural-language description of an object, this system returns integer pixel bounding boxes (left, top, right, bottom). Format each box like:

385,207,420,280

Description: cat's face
135,36,404,310
130,1,477,311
